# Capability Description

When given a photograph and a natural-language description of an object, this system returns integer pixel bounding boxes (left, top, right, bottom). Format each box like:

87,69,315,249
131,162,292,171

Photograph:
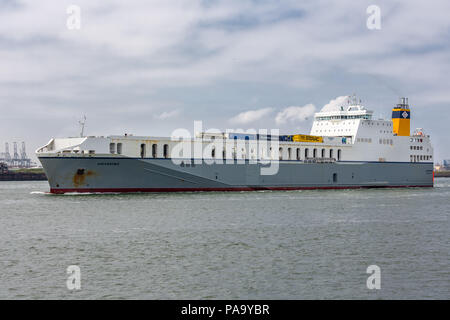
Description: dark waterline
0,179,448,299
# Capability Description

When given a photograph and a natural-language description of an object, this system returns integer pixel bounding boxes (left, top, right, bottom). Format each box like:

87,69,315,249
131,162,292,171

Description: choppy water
0,179,448,299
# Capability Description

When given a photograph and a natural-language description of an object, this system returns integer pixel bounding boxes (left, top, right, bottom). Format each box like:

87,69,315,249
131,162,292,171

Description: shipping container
256,134,275,141
228,133,257,140
279,135,293,142
292,134,323,143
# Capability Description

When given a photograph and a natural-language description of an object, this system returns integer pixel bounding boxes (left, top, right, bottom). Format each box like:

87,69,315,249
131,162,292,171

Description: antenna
79,115,87,137
350,93,358,106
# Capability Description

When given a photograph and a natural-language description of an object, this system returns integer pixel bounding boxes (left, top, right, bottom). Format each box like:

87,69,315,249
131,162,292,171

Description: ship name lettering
96,162,119,166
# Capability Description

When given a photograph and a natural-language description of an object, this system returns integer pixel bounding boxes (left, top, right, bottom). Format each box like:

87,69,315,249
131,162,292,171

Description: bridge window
321,149,325,158
140,144,146,158
329,149,334,159
313,148,317,158
337,149,342,161
296,148,300,160
163,144,169,158
109,143,116,154
305,148,309,158
211,147,216,158
279,147,283,160
152,144,157,158
117,143,122,155
288,148,292,160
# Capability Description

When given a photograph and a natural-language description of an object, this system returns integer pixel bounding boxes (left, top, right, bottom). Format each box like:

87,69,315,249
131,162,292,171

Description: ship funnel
392,97,411,136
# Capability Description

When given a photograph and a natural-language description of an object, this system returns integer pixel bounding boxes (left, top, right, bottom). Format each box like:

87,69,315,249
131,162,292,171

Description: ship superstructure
36,97,434,193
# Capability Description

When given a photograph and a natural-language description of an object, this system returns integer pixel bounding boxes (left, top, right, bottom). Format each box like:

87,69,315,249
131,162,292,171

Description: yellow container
292,134,323,143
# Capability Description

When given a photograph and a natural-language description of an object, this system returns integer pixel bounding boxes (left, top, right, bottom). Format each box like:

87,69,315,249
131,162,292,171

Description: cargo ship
36,97,434,193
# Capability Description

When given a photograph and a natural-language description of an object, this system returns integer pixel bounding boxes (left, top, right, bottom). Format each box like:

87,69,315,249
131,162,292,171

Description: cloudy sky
1,0,449,162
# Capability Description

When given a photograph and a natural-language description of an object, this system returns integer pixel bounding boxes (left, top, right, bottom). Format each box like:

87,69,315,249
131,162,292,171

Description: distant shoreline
0,168,47,181
435,170,450,178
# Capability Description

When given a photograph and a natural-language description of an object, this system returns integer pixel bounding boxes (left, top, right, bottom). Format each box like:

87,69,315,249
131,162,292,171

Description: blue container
228,133,256,140
279,135,293,141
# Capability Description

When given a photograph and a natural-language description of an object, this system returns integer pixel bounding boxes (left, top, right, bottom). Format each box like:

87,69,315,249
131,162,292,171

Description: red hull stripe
50,185,433,194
